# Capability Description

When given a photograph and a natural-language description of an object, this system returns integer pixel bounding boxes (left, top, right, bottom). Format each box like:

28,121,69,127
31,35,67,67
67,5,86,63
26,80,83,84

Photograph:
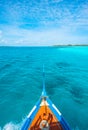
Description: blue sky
0,0,88,46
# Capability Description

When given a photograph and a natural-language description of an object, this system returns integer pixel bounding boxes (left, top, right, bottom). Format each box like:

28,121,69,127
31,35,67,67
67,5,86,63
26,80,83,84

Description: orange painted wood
28,103,63,130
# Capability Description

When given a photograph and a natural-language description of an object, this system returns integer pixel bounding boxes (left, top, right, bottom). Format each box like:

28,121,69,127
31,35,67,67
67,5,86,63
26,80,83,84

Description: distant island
53,44,88,47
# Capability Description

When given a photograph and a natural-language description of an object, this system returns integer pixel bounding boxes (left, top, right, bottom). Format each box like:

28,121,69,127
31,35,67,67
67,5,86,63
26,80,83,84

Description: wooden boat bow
21,67,71,130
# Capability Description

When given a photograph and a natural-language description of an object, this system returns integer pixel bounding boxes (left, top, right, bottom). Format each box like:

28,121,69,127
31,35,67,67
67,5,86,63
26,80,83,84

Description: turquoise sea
0,46,88,130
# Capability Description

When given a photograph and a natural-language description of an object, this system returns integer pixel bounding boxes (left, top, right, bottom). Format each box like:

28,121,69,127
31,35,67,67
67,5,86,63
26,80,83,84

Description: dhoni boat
21,67,71,130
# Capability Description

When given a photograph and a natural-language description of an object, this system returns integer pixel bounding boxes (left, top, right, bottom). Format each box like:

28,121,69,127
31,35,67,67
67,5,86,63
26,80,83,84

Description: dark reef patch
56,62,70,68
70,86,84,104
45,80,57,95
0,63,11,72
55,75,69,86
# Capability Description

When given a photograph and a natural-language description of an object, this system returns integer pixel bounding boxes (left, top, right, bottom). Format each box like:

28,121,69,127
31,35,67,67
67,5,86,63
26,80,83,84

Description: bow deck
29,98,63,130
21,66,71,130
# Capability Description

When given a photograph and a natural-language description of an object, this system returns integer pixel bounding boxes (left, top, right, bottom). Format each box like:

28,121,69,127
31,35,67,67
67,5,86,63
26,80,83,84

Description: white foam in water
1,123,80,130
1,122,22,130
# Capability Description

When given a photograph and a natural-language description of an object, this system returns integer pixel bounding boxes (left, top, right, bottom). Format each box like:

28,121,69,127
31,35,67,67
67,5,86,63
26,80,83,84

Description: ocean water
0,46,88,130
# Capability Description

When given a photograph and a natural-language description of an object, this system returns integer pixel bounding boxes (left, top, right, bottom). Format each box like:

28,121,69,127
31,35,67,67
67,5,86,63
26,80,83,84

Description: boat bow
21,67,71,130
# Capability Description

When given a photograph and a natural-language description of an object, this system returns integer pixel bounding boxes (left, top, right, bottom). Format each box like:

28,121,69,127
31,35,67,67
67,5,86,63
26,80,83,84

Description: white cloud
50,0,63,3
1,0,88,29
0,0,88,46
0,24,88,46
0,30,2,37
0,30,8,46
